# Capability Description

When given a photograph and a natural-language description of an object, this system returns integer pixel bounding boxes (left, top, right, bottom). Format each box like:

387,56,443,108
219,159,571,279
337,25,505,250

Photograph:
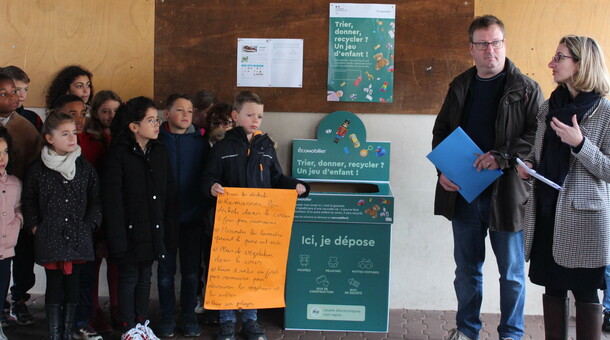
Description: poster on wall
327,3,395,103
237,38,304,88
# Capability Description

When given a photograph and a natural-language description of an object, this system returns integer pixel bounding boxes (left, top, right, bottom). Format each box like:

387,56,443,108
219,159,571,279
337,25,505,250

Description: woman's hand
550,115,584,147
211,183,224,197
31,226,37,235
517,160,533,180
296,183,306,196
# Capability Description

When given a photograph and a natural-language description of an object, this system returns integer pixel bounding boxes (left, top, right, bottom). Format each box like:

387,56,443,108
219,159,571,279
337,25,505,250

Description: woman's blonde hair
561,35,610,96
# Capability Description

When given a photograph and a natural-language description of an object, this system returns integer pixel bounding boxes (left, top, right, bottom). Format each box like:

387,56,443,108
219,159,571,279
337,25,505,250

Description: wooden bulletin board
0,0,154,108
155,0,473,114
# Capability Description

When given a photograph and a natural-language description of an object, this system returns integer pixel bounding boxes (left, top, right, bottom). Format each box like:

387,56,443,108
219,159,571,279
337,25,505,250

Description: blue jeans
603,266,610,313
452,193,525,340
219,309,257,323
157,224,204,323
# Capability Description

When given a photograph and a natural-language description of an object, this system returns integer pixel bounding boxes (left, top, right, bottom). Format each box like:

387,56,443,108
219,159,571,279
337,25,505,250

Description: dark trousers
117,258,153,331
10,230,35,302
76,261,96,327
157,224,204,323
0,258,12,308
44,264,82,305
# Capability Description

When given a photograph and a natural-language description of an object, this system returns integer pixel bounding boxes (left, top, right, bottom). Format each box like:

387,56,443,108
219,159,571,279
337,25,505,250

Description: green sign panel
287,110,393,332
293,111,390,182
295,188,393,225
285,222,391,332
327,3,396,103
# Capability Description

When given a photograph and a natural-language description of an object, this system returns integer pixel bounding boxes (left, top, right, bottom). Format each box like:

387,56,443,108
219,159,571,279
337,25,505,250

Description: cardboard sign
204,187,298,310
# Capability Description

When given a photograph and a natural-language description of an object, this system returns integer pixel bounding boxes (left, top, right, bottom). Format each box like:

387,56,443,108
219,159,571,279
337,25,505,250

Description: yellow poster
204,187,298,310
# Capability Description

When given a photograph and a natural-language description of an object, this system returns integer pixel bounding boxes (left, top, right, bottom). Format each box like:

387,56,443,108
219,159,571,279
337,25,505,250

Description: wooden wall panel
155,0,474,114
0,0,154,108
476,0,610,98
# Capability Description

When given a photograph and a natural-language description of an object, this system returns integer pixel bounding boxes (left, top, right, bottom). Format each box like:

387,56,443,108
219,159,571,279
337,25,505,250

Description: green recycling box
285,111,393,332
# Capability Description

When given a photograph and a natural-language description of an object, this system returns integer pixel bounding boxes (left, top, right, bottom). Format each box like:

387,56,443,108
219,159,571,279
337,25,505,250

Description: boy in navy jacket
203,91,308,340
157,93,209,337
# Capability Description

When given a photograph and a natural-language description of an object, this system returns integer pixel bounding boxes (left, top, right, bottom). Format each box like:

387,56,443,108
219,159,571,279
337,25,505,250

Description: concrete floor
3,296,610,339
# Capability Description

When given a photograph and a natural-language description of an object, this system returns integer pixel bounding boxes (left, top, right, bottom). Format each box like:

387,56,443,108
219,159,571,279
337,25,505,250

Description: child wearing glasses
100,96,177,340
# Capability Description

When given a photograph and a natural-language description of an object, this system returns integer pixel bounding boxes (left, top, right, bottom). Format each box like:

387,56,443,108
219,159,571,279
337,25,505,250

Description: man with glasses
432,15,544,340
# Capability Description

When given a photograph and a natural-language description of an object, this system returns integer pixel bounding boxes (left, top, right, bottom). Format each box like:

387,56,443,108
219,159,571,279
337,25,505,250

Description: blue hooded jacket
159,122,210,225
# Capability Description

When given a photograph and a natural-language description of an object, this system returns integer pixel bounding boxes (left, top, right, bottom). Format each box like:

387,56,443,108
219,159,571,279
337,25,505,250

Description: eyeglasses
470,39,504,51
134,117,162,127
550,53,574,63
215,120,234,128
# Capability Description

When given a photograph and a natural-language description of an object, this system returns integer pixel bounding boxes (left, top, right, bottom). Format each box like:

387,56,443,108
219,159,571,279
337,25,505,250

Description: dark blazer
22,156,101,264
101,139,177,262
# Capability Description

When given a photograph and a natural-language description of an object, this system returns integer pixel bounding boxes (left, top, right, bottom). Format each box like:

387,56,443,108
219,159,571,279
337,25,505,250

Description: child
46,65,93,111
0,127,23,340
72,91,122,338
196,102,234,322
78,91,122,334
51,94,87,134
0,74,42,328
203,91,309,340
156,93,209,337
22,112,101,340
0,66,43,131
192,90,217,132
202,102,235,146
101,96,177,340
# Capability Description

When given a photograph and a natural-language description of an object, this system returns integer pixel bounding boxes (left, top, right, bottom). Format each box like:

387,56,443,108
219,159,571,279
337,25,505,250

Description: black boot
542,294,568,340
46,304,62,340
62,303,78,340
576,301,602,340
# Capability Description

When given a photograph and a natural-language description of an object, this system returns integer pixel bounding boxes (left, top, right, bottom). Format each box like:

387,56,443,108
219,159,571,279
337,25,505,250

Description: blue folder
427,127,503,203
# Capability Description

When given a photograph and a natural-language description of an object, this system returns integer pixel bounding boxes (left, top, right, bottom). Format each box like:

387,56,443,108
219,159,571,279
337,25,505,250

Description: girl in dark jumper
101,97,176,340
22,112,101,340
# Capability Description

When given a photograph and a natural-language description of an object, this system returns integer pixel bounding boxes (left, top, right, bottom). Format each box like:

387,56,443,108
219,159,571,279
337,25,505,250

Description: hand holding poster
204,188,298,310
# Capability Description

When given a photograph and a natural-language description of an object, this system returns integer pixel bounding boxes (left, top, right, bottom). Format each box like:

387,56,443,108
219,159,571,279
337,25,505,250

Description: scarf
537,86,600,215
41,145,82,180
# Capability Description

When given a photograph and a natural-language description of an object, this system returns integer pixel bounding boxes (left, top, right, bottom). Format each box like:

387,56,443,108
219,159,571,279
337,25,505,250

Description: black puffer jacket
202,127,309,233
22,156,101,264
101,139,177,261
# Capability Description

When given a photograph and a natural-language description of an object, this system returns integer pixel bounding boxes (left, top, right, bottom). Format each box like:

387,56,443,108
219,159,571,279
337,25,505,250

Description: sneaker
0,324,7,340
156,318,175,338
216,320,235,340
9,300,34,325
604,311,610,332
447,328,472,340
89,308,113,333
73,324,104,340
136,320,160,340
194,295,204,314
121,326,144,340
182,320,201,337
242,319,267,340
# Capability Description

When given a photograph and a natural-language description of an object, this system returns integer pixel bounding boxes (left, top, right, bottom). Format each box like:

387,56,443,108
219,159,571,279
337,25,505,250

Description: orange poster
204,187,298,310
